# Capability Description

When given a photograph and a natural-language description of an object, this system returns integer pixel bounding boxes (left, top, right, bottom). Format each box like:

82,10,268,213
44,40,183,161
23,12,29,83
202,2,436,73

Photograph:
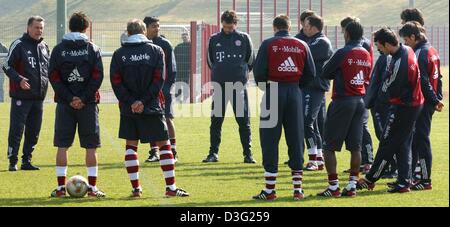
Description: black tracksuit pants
209,83,252,156
260,83,304,173
366,105,422,186
8,98,43,164
411,103,435,181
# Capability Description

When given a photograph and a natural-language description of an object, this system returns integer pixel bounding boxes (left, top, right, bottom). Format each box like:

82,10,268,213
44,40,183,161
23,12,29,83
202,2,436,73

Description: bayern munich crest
235,40,242,46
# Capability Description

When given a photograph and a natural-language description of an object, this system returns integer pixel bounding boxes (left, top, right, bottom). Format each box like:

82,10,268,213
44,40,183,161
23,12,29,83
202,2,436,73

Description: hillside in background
0,0,448,25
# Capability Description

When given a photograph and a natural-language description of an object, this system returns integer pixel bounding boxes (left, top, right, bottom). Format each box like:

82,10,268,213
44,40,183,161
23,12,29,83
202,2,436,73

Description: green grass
0,68,448,207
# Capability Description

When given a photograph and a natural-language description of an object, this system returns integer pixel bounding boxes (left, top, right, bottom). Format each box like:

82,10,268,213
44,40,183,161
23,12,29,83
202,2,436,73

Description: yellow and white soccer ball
66,175,89,198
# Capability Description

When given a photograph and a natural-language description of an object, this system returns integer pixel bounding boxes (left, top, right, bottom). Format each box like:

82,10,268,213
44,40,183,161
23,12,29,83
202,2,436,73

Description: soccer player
143,16,179,163
340,17,374,174
365,49,391,142
49,12,105,198
298,14,333,172
399,22,444,191
110,19,189,198
317,20,372,198
253,15,316,201
401,8,425,25
202,10,256,164
357,27,424,193
2,16,49,171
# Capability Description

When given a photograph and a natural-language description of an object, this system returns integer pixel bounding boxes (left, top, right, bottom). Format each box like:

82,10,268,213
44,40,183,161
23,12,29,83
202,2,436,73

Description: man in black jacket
143,16,179,163
49,12,105,198
110,19,189,198
299,14,333,172
357,28,424,193
202,10,256,164
2,16,49,171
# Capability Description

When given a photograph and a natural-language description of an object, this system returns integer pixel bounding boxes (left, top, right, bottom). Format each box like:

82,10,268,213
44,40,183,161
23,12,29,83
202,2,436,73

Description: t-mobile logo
28,57,37,68
216,52,225,62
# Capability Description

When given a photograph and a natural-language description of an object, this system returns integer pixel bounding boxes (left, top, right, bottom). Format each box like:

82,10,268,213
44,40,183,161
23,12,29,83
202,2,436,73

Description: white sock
56,166,68,177
87,166,98,178
167,184,176,191
329,183,339,191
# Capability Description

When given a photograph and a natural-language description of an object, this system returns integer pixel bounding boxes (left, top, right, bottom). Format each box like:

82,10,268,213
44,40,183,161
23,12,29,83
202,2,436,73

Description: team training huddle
1,7,444,201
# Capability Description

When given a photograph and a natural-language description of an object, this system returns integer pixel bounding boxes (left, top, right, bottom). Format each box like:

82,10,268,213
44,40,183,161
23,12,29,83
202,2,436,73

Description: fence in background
0,21,448,104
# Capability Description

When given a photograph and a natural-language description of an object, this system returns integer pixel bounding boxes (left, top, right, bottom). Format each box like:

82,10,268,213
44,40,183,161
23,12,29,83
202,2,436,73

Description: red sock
159,144,175,187
125,145,140,189
57,177,66,187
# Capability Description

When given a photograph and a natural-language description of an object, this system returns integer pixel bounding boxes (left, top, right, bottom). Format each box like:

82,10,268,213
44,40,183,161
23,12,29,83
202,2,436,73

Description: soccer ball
66,175,89,198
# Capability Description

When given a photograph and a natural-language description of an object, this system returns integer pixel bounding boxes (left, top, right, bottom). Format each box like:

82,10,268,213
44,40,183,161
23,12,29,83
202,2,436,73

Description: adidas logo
216,43,222,47
67,68,84,83
350,71,365,85
278,57,298,72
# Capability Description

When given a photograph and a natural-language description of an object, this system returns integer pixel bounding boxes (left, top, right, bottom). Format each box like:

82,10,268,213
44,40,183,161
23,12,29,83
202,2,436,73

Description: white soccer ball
66,175,89,198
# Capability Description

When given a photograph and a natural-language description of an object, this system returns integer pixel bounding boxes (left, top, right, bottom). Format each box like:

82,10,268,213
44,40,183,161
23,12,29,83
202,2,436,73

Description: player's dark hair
306,14,324,32
221,10,238,24
340,16,360,28
143,16,160,28
401,8,425,26
374,27,399,46
69,12,90,32
273,15,291,31
399,21,427,42
345,20,364,41
300,10,316,23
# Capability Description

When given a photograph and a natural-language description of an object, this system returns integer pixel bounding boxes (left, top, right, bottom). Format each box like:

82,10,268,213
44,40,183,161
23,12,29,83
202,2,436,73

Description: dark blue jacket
2,33,49,100
294,29,309,42
253,30,315,87
321,40,372,100
365,53,390,108
49,33,104,104
382,44,424,107
110,34,166,116
305,32,333,91
152,36,176,87
207,29,255,84
414,40,443,106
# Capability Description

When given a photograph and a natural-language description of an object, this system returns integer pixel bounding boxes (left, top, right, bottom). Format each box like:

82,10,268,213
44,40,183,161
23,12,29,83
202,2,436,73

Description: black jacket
49,33,104,104
110,34,166,116
365,54,391,108
152,36,176,87
207,29,255,84
305,32,333,91
2,33,49,100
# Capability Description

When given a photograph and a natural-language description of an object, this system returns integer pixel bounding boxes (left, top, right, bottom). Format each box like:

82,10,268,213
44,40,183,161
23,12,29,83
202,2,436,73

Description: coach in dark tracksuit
298,15,333,171
399,22,444,190
358,28,424,193
2,16,49,171
317,21,372,198
202,10,256,164
252,15,315,201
